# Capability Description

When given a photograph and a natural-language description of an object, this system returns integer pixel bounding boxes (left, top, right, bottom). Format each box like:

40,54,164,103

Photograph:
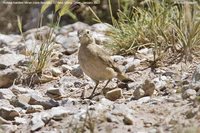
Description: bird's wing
93,45,122,74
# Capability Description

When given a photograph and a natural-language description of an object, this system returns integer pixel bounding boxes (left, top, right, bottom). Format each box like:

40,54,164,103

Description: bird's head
77,29,95,45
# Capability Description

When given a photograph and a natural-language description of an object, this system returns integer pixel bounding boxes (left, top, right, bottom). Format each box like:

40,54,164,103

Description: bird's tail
117,73,133,83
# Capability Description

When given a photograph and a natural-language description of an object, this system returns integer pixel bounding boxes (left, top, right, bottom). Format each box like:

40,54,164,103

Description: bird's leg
87,81,99,99
102,79,111,90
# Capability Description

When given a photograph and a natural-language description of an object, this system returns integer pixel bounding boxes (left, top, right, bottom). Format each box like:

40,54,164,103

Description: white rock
51,67,62,77
182,89,196,99
0,89,15,100
91,23,111,32
14,117,27,124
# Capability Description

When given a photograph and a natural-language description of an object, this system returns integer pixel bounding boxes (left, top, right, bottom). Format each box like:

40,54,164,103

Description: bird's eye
86,30,90,34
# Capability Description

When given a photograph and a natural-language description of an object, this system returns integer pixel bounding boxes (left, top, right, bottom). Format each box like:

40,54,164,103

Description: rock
25,26,54,41
127,81,141,90
61,22,89,33
46,87,64,99
24,39,40,53
92,32,111,45
123,57,134,65
182,89,196,99
50,107,70,120
62,64,72,72
192,65,200,82
0,53,25,68
185,108,198,119
133,87,145,100
0,125,18,133
153,77,167,89
11,85,35,95
71,65,84,78
137,96,151,104
91,23,111,32
30,114,45,131
99,98,114,107
0,117,11,124
59,76,78,88
0,68,20,88
123,114,133,125
28,94,59,109
125,59,141,72
111,55,125,64
0,89,15,100
0,47,12,55
51,67,62,77
26,105,44,113
142,80,155,96
138,48,150,54
105,88,123,101
14,117,27,124
191,82,200,92
0,34,20,44
0,107,20,120
10,94,30,109
56,35,79,55
72,22,90,30
0,99,12,107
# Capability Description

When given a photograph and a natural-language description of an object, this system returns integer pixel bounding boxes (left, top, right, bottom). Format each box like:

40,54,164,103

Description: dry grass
17,0,73,86
106,0,200,66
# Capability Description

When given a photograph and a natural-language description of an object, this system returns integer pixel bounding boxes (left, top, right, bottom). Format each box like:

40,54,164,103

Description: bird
77,29,133,99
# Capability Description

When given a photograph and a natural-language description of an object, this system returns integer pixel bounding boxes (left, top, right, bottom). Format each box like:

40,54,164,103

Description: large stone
49,106,70,120
30,114,45,131
0,34,19,44
105,88,123,101
0,53,25,68
56,35,80,55
46,87,64,99
0,89,15,100
70,65,84,78
10,94,30,109
91,23,111,32
0,107,20,120
24,26,54,41
0,116,11,124
30,111,52,131
28,94,59,109
0,68,20,88
0,125,18,133
92,32,111,45
125,59,141,72
61,22,89,33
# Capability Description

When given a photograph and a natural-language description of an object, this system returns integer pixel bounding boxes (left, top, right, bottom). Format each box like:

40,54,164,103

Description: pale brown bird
78,29,133,99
